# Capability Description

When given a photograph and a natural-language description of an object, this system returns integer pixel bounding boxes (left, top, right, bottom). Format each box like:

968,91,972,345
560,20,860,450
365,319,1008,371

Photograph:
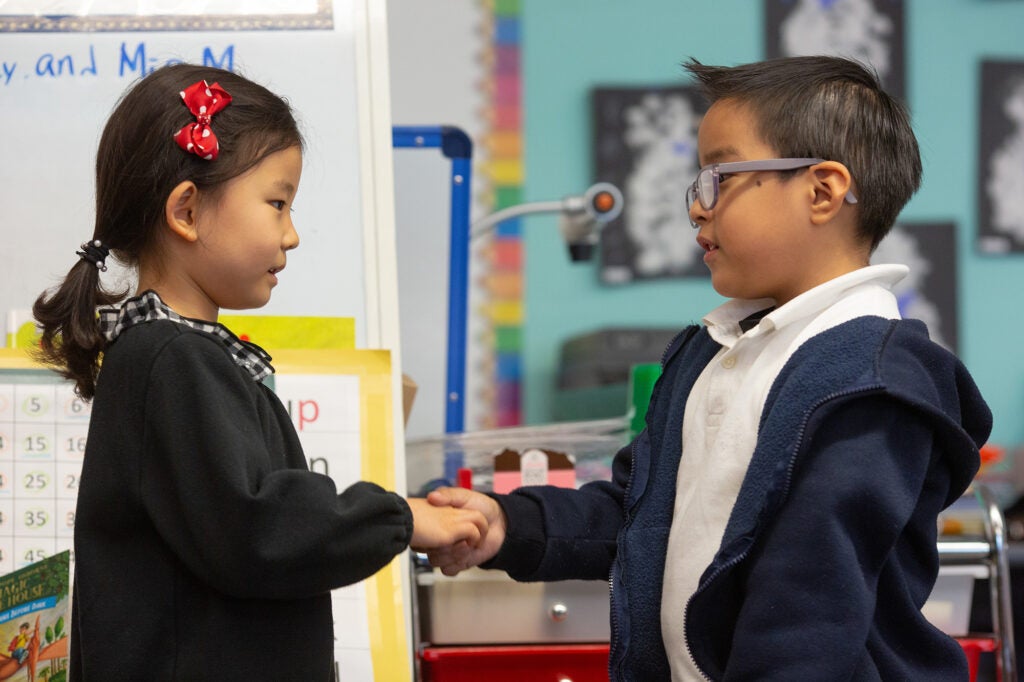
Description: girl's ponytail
32,243,123,400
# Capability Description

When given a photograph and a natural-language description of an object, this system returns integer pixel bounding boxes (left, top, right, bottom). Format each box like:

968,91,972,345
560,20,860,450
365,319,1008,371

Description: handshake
406,488,506,576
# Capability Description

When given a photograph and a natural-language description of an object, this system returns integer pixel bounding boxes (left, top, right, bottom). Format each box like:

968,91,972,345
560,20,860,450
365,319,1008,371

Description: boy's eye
270,200,286,210
718,173,733,183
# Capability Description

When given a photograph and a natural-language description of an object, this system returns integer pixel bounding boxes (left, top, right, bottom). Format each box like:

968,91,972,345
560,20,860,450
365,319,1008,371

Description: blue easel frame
392,126,473,434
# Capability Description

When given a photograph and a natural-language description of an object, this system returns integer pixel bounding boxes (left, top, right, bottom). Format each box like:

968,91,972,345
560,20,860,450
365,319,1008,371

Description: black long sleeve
71,320,411,681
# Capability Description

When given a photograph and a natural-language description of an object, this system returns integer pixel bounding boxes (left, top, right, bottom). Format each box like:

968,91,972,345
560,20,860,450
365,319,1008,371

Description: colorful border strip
480,0,523,427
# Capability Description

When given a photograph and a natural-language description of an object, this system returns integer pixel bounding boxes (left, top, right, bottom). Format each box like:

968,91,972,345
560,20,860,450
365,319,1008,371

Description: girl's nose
284,221,299,251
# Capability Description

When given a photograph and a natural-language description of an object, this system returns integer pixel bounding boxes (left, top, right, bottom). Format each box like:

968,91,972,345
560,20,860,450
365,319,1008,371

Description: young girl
32,63,486,681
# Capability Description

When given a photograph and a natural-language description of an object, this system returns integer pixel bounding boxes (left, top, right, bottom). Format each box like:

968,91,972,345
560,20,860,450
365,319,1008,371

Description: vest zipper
682,384,884,679
608,437,636,681
610,325,696,681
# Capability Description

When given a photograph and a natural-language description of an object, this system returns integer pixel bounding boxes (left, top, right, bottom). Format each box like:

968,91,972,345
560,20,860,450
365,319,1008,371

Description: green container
626,362,662,440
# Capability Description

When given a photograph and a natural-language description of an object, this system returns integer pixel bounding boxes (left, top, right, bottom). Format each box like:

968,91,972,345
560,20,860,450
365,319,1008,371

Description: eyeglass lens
697,168,716,210
685,168,716,219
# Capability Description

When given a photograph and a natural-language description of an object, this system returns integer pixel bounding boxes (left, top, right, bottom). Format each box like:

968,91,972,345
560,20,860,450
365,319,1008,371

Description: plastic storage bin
922,565,989,636
405,417,628,494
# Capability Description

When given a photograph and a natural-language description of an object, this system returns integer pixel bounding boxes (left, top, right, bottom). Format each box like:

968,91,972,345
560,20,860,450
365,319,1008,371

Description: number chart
0,366,86,576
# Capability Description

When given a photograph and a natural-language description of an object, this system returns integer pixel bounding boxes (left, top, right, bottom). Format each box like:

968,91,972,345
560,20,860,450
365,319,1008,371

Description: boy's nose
688,197,710,229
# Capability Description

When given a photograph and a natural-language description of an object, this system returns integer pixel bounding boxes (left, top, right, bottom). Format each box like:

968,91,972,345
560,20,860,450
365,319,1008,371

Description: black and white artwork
872,221,958,352
978,60,1024,254
765,0,906,101
592,86,709,283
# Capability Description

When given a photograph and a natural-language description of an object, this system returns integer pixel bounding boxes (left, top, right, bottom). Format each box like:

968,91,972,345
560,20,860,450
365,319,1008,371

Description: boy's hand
421,487,506,576
407,497,488,551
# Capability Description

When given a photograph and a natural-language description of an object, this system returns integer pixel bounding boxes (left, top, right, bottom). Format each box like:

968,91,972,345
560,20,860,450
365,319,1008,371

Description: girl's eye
270,200,286,210
717,173,733,183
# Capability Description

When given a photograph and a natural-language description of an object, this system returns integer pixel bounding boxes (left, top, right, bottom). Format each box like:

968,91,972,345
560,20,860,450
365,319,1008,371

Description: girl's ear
165,181,200,242
808,161,855,225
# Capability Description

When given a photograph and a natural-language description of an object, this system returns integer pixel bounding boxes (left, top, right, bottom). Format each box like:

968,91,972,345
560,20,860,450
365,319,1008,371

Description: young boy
7,623,29,664
425,55,992,680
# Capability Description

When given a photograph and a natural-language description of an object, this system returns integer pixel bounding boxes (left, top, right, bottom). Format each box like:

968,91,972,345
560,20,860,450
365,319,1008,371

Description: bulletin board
977,59,1024,254
764,0,906,101
592,85,709,283
872,222,959,353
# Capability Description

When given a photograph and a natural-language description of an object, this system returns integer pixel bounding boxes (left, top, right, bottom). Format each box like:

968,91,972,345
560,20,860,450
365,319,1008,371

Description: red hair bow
173,80,232,161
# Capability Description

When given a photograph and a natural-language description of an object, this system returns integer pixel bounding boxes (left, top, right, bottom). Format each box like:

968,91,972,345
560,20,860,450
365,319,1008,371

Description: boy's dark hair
33,63,304,399
684,55,921,251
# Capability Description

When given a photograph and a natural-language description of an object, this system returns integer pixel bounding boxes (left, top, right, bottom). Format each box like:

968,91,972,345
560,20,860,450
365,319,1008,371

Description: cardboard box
402,373,418,426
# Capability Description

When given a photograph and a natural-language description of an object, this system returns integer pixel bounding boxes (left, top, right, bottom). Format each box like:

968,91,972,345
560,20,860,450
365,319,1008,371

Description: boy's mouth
696,235,717,253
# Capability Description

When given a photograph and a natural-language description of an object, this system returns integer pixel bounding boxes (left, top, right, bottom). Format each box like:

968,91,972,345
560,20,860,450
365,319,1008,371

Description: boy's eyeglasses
685,157,859,229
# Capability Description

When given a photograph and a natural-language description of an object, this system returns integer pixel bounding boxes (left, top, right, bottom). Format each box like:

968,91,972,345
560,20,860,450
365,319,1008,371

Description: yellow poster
271,349,407,682
0,347,408,682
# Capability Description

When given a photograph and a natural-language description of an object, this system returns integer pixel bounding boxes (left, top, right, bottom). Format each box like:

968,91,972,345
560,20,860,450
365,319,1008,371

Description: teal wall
520,0,1024,448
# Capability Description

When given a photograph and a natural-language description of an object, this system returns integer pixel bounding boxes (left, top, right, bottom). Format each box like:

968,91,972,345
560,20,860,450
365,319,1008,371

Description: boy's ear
808,161,855,225
165,180,200,242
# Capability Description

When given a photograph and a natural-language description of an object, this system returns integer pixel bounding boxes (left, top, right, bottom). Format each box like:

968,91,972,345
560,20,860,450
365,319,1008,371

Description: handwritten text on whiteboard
2,42,235,86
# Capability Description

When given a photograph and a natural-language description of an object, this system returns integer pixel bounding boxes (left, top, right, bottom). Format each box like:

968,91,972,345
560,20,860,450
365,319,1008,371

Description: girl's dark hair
33,63,303,399
684,55,922,251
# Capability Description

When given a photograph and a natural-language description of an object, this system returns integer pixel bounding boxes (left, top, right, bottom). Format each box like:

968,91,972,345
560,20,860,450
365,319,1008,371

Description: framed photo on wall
977,60,1024,254
592,86,709,283
764,0,906,101
872,221,958,353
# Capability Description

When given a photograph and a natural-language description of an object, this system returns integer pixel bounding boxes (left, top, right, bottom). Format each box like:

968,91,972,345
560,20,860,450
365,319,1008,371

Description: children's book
0,551,70,682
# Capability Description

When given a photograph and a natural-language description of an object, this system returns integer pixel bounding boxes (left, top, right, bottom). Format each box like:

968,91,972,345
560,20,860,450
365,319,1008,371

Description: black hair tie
76,240,110,272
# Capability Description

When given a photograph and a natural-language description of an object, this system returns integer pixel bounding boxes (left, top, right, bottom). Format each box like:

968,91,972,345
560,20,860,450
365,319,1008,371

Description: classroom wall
519,0,1024,449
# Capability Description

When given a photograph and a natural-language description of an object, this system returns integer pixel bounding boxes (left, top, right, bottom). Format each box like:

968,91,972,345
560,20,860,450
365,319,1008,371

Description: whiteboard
0,0,401,353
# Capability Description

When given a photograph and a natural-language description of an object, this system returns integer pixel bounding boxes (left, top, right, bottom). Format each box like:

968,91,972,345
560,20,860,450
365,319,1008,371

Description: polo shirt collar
703,264,909,347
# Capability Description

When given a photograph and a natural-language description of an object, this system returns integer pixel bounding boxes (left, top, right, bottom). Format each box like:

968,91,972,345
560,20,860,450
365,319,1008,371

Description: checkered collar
98,290,275,382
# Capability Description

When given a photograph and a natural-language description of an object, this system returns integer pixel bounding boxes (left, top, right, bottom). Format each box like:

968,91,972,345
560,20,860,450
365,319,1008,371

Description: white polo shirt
661,264,908,681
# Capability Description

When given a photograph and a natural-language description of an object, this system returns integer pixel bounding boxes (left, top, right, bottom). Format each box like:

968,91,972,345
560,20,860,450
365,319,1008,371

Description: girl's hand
419,487,507,576
406,497,488,552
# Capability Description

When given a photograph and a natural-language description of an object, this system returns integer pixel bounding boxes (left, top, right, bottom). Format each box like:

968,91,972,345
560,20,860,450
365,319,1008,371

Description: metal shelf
941,484,1017,680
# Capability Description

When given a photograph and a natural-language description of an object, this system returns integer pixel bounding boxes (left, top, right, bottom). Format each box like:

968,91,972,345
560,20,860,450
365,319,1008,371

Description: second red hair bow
173,80,232,161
